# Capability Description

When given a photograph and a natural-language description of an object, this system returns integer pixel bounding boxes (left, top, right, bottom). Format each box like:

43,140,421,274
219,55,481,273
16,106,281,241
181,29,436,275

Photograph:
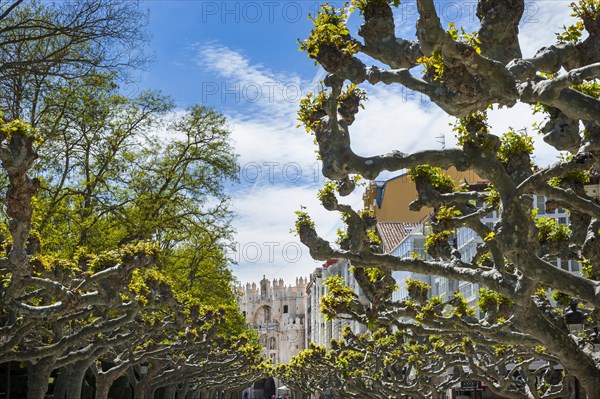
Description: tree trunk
163,385,176,399
133,384,154,399
65,364,88,399
94,367,128,399
176,383,189,399
580,380,600,399
53,366,70,399
53,361,90,399
26,361,52,399
133,386,146,399
94,381,112,399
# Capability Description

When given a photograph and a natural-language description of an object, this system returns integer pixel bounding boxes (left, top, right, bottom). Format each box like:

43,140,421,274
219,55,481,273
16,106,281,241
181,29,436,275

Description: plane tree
133,334,264,399
88,303,259,399
281,272,570,399
278,328,464,399
0,114,159,398
294,0,600,398
0,76,256,398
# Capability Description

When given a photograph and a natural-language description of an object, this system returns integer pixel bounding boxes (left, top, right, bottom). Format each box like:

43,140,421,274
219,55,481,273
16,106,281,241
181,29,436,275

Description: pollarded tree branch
518,83,600,126
295,1,600,397
365,66,438,98
542,63,600,92
476,0,524,63
0,127,40,299
517,153,596,193
4,305,137,362
299,222,512,295
357,1,422,69
534,184,600,219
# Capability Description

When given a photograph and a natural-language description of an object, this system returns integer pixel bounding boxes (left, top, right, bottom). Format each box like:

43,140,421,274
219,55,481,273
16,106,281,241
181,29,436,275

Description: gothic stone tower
238,275,308,365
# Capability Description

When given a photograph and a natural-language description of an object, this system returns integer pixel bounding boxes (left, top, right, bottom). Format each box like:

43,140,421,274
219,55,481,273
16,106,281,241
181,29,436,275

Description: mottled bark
26,360,52,399
54,360,91,399
94,382,112,399
0,129,39,301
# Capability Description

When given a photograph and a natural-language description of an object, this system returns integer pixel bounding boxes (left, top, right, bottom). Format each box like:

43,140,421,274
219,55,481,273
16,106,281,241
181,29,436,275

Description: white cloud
229,184,363,285
192,44,344,284
195,42,324,181
351,85,453,157
227,116,315,167
519,2,577,58
194,42,306,117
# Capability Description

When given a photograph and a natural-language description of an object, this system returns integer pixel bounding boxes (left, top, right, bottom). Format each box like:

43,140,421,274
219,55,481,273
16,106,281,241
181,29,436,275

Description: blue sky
136,1,576,286
138,1,323,109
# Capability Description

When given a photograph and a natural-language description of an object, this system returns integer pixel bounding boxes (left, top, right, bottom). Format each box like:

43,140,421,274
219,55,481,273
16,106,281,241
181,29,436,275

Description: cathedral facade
238,276,308,399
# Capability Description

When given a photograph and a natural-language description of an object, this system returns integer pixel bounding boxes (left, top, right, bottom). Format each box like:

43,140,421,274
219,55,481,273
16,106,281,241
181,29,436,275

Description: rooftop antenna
516,127,528,133
436,134,446,150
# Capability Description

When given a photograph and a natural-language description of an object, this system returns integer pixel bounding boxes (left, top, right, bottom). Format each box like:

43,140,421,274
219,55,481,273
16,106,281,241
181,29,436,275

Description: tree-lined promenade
3,0,600,398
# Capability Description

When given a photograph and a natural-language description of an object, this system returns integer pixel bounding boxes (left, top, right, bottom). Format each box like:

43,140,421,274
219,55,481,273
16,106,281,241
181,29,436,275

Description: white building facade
386,195,576,307
306,259,367,348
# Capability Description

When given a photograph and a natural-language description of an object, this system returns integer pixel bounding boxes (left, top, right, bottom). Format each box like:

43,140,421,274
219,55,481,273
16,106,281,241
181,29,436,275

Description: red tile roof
322,259,338,269
376,222,421,253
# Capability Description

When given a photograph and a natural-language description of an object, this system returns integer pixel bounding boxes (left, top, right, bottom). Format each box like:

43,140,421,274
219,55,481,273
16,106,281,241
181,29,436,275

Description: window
558,217,567,225
560,259,569,271
459,283,473,299
434,278,447,297
570,260,580,273
283,305,288,314
536,196,546,214
413,237,426,259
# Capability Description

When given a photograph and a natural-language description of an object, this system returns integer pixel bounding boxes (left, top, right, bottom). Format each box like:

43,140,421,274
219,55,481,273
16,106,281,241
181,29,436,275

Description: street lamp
564,301,585,336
